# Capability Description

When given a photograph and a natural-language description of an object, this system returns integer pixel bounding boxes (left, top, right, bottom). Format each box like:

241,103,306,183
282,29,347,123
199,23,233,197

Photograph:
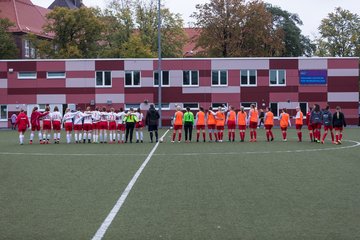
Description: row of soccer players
171,104,346,144
15,106,145,144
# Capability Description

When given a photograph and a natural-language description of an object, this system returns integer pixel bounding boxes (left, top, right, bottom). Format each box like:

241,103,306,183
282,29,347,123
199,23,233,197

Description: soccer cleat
337,140,342,144
283,139,287,142
321,140,324,144
332,141,336,144
271,138,274,141
29,140,32,144
88,140,91,143
178,141,181,143
136,140,139,143
171,140,175,143
316,140,320,143
141,140,143,143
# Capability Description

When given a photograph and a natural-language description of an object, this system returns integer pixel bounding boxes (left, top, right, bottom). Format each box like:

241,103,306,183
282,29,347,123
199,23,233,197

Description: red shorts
324,126,333,131
207,124,215,130
31,125,40,131
18,126,27,133
334,127,343,131
312,123,321,130
238,125,246,130
173,125,182,130
281,127,288,131
52,121,61,131
135,121,144,128
216,125,224,131
100,121,108,130
92,122,100,130
307,124,313,131
227,120,236,130
264,124,273,130
74,124,83,131
83,123,92,131
65,122,73,132
249,121,258,129
109,121,117,130
43,121,51,130
196,125,205,130
117,124,125,131
296,124,303,130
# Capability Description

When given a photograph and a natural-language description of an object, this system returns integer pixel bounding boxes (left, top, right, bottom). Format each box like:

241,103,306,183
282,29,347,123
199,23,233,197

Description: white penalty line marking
91,129,169,240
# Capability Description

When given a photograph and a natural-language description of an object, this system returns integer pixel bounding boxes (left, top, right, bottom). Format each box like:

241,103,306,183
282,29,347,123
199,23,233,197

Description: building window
241,70,257,86
125,103,140,110
0,105,7,121
96,71,112,87
299,102,308,116
241,102,257,111
18,72,37,79
47,72,66,79
212,70,227,86
270,70,286,86
212,103,228,109
269,102,279,117
125,71,141,87
183,103,199,110
155,103,170,110
154,71,169,86
183,70,199,86
24,40,30,58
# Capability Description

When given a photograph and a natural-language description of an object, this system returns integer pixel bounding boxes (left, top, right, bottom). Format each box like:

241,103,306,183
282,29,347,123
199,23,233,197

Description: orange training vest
196,111,205,125
227,110,236,122
265,111,274,126
174,111,183,125
280,113,290,128
249,109,258,123
216,111,225,126
296,111,303,125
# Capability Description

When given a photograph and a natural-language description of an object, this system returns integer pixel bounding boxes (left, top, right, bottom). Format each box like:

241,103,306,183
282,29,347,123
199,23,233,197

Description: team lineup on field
14,103,347,145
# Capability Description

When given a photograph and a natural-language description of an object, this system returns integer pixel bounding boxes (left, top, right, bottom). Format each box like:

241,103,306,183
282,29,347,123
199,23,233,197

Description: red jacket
31,111,49,127
15,112,30,129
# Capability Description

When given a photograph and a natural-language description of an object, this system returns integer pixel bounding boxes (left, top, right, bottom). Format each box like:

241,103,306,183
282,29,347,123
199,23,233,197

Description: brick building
0,57,358,127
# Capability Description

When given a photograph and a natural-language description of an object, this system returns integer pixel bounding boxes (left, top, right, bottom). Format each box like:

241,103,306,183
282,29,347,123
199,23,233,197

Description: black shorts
148,125,158,131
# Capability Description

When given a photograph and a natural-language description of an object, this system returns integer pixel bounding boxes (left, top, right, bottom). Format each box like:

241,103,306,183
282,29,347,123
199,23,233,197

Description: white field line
0,140,359,157
91,129,169,240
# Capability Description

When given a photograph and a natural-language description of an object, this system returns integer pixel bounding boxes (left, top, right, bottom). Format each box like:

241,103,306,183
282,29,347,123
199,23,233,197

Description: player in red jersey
15,109,30,145
62,108,77,144
99,106,110,143
206,107,217,142
172,105,183,143
195,107,206,142
92,107,101,143
29,106,49,144
237,106,247,142
116,108,126,143
248,104,258,142
83,106,93,143
294,106,304,142
333,106,346,144
306,106,313,142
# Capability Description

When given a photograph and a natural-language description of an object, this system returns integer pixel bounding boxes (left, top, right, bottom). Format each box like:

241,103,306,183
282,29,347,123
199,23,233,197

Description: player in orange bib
264,107,274,142
226,106,236,142
215,107,225,142
294,106,303,142
279,108,291,141
248,104,258,142
206,107,217,142
172,105,183,142
237,106,247,142
195,107,206,142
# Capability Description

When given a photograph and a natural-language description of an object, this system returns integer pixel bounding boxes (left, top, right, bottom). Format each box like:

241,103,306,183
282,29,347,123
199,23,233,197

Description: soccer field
1,128,360,240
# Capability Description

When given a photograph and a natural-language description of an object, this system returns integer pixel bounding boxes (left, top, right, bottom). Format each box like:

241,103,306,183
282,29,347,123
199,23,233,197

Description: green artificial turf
1,128,360,240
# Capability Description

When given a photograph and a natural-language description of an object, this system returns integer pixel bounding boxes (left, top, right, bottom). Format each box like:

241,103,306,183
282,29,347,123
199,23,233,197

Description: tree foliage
42,7,103,58
192,0,284,57
317,7,360,57
0,18,18,59
266,4,315,57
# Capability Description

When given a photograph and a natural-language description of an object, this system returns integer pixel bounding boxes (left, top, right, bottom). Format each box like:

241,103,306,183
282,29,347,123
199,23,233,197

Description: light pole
157,0,162,128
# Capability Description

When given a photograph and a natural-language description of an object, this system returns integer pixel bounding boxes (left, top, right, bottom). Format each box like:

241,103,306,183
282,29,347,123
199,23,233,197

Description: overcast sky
32,0,360,38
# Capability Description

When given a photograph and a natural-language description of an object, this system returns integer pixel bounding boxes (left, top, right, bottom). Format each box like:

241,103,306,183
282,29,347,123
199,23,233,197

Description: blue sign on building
299,70,327,85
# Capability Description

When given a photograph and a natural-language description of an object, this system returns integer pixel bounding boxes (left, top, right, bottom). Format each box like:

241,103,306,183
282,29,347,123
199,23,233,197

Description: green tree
317,7,360,57
135,0,187,58
97,0,134,57
0,18,18,59
266,4,315,57
192,0,284,57
121,34,156,57
42,7,103,58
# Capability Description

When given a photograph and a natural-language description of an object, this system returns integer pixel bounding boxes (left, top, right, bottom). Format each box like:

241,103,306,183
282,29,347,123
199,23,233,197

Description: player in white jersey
41,106,52,144
99,106,110,143
83,106,93,143
116,108,126,143
62,108,77,144
134,108,144,143
51,106,62,144
73,108,85,143
108,107,117,143
92,107,101,143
